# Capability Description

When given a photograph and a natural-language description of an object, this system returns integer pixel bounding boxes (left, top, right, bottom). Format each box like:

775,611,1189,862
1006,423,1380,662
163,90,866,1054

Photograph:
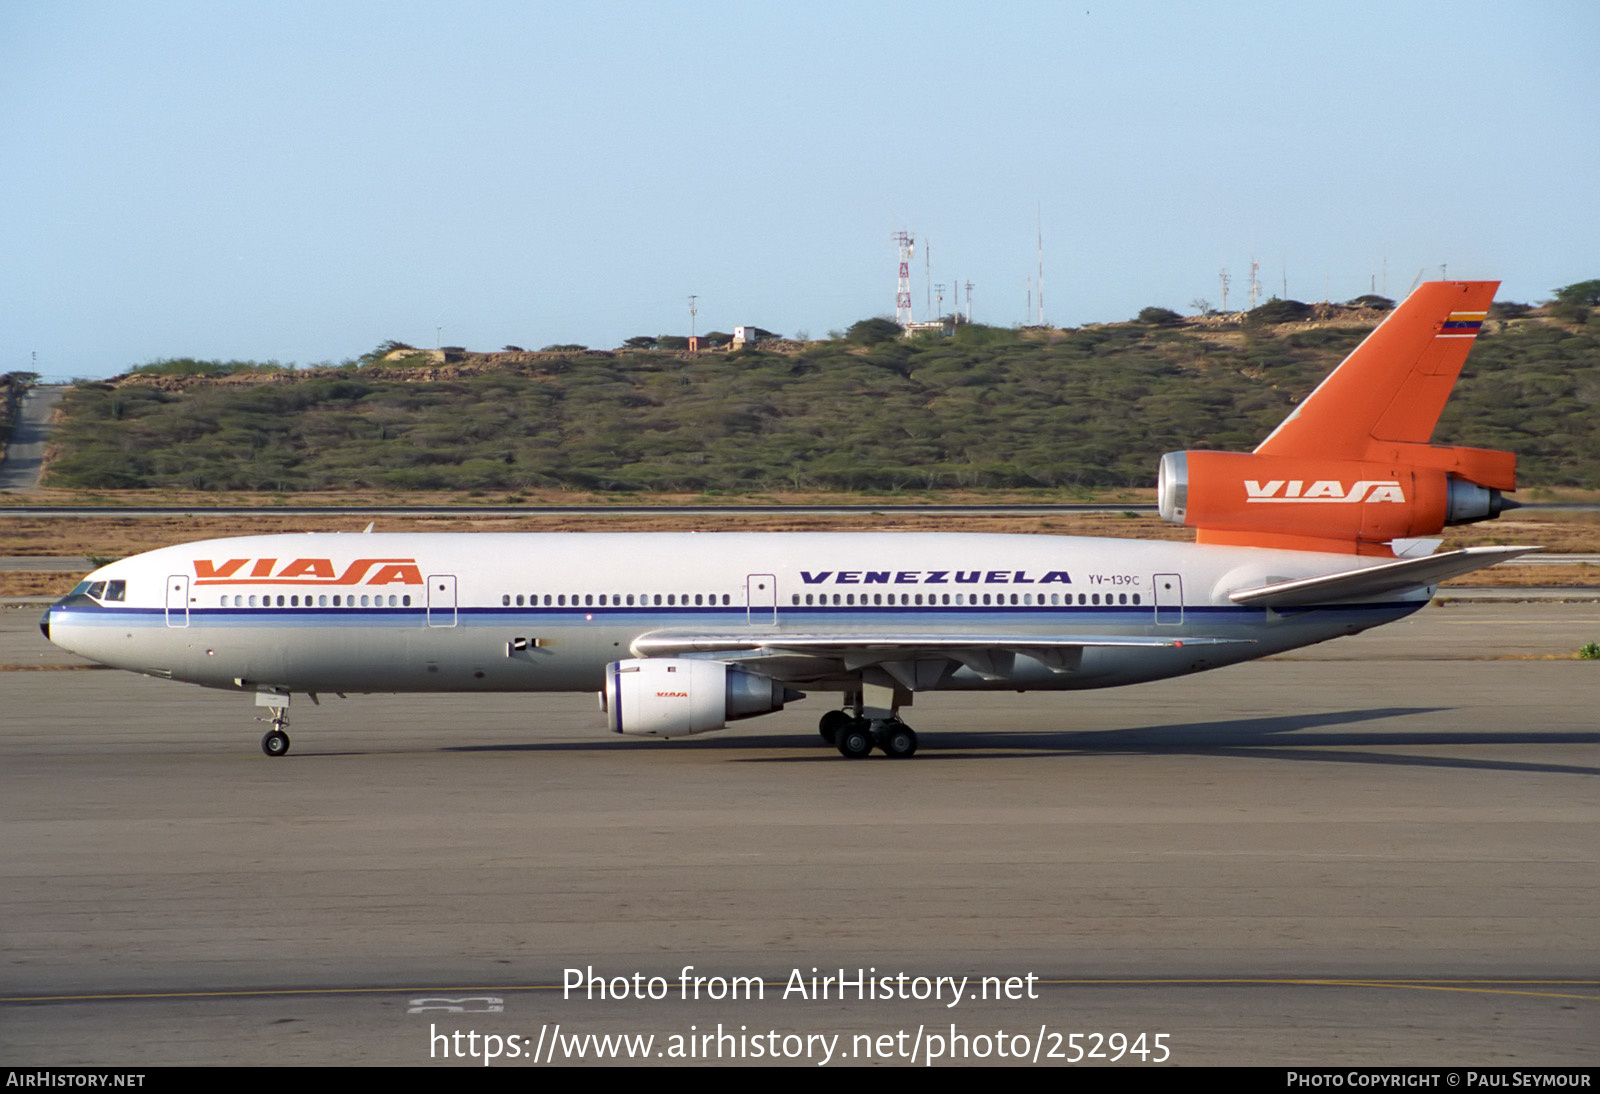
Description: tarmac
2,601,1596,1066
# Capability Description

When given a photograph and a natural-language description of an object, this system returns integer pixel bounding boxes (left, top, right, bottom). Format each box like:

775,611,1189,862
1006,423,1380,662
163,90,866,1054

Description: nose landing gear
255,689,292,757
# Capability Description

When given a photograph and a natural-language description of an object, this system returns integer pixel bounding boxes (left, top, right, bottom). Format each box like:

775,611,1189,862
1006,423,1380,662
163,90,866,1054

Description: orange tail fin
1157,281,1517,556
1256,280,1501,461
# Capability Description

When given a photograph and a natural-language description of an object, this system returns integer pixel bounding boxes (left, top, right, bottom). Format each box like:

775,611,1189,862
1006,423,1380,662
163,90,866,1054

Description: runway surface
2,602,1596,1066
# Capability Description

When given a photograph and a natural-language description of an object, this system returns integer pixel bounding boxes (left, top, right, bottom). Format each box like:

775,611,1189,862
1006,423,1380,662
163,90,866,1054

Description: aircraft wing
631,631,1253,684
1227,545,1541,608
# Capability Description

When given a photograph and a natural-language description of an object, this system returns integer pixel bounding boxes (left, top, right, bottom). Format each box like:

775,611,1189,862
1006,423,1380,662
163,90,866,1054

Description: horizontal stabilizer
1227,546,1541,608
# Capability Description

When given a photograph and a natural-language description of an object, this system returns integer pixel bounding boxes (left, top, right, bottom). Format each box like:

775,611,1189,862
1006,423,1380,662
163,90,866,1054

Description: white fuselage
44,531,1424,699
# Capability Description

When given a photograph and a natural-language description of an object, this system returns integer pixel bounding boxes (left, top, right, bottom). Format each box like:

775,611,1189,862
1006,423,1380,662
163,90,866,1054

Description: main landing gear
817,710,919,759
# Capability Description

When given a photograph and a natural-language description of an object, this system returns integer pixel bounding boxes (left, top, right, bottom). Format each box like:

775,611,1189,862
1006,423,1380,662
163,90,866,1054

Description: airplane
40,281,1535,759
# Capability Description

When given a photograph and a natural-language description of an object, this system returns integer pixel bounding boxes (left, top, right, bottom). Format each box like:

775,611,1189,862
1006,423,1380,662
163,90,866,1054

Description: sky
3,0,1597,379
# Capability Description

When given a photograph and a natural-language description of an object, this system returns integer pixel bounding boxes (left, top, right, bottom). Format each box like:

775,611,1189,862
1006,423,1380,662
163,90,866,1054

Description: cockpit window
69,579,125,602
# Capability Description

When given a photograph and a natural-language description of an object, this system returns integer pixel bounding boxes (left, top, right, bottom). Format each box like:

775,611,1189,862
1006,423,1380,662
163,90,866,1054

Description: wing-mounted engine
604,658,801,737
1156,280,1517,557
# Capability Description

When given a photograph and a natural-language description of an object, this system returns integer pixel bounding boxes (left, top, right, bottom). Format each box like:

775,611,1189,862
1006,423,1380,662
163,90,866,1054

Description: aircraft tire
261,729,291,757
836,721,874,759
818,709,853,745
880,723,918,759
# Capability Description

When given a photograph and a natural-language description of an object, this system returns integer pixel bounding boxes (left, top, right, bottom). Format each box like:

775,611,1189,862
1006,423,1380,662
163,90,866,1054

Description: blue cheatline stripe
49,600,1415,633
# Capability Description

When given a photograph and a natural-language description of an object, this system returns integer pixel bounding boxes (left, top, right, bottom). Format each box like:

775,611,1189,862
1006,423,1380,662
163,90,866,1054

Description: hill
39,300,1600,493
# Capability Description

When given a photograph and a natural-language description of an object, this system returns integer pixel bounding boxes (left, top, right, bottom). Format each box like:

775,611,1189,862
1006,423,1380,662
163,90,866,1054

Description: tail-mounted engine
1157,448,1517,555
604,658,802,737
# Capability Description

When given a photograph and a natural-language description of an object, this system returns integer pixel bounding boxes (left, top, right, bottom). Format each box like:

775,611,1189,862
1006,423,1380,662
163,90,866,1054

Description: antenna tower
1219,268,1231,313
964,280,974,323
1036,204,1045,325
1248,258,1261,310
893,231,914,326
925,236,932,320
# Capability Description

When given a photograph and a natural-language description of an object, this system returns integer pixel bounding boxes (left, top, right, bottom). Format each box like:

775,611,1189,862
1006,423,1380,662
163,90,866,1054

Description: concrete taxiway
2,602,1596,1066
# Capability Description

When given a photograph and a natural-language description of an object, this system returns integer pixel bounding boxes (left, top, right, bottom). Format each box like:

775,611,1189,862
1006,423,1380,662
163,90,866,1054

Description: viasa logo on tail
192,557,424,586
1244,480,1406,504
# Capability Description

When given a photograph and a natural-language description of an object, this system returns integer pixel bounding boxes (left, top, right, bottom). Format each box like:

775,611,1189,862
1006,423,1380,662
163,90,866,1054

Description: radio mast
892,230,914,327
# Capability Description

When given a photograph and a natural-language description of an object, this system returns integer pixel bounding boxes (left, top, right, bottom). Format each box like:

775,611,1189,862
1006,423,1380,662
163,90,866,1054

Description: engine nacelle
603,658,800,737
1158,448,1515,555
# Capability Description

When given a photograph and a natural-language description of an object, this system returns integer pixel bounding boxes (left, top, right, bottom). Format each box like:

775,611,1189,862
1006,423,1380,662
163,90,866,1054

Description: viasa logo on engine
191,557,424,586
1243,480,1405,504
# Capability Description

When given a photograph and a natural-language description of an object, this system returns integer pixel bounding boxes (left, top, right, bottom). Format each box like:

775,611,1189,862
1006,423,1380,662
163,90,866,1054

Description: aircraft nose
39,606,51,641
